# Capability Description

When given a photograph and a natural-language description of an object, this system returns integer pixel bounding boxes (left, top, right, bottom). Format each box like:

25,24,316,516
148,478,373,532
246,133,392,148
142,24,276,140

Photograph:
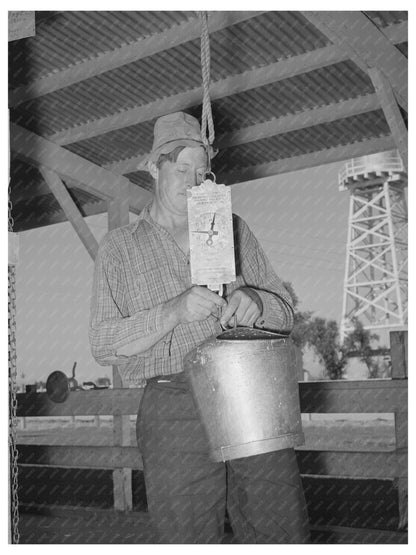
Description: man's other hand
220,288,263,328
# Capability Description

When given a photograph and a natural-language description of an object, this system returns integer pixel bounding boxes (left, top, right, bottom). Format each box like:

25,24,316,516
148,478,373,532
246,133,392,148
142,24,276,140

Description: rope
8,177,20,544
199,12,215,169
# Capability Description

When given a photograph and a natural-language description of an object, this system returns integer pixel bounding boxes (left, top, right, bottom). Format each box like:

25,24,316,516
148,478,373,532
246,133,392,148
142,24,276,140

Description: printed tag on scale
187,180,235,288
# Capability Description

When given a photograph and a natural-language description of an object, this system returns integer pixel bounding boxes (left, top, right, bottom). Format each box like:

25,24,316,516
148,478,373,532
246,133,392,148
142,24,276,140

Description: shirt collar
131,201,154,234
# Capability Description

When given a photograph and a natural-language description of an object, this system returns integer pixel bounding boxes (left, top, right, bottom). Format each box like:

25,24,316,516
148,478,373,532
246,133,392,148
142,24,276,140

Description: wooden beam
368,67,408,171
310,525,407,544
108,182,130,231
49,45,349,146
17,389,144,418
219,95,380,148
296,449,404,479
222,136,397,185
299,378,407,414
17,444,404,479
106,94,381,175
382,20,408,44
10,123,152,213
62,177,151,215
390,330,408,379
17,444,142,470
10,122,125,199
107,189,132,512
9,11,264,107
12,176,150,218
17,378,406,418
302,11,408,111
39,167,99,260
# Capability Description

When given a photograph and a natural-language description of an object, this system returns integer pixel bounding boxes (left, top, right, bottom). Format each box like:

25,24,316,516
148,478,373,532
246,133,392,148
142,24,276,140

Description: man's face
153,146,207,216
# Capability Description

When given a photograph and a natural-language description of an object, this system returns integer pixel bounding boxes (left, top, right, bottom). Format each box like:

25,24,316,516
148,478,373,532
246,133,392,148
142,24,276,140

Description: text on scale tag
187,178,235,292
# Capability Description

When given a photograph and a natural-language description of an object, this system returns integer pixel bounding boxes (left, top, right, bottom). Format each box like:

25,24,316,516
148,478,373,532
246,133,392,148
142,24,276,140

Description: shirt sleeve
230,215,294,333
89,235,164,366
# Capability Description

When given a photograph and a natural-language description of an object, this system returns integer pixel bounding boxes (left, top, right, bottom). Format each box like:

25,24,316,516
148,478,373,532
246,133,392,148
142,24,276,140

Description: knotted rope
199,12,215,169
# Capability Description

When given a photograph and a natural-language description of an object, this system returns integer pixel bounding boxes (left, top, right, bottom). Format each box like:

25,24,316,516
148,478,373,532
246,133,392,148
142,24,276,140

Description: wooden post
390,330,408,379
390,330,408,530
108,182,133,512
39,167,99,261
368,68,408,171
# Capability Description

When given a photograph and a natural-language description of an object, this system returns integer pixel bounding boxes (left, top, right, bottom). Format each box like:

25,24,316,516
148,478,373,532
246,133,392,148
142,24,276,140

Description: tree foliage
283,282,385,380
306,317,347,380
341,317,381,378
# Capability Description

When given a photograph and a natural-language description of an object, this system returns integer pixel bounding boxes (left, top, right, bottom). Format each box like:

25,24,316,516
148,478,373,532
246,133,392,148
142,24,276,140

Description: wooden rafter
10,11,263,108
48,45,349,146
108,182,130,231
382,20,408,44
105,93,381,175
9,123,152,212
39,166,99,260
368,68,408,171
222,136,396,185
302,11,408,111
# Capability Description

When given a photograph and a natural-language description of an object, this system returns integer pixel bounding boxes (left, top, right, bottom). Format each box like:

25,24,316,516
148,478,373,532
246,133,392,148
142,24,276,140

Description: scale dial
190,212,230,247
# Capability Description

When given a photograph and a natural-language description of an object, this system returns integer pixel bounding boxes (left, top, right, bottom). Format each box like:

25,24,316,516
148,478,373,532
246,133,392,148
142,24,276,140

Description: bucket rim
216,327,290,341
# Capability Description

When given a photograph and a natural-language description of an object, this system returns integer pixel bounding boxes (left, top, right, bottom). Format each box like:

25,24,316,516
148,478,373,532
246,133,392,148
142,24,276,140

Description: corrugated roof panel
9,11,197,87
64,120,156,166
11,53,369,139
208,61,374,131
213,110,390,172
109,110,391,183
11,11,331,134
207,12,330,80
37,59,375,166
125,111,390,189
125,172,153,192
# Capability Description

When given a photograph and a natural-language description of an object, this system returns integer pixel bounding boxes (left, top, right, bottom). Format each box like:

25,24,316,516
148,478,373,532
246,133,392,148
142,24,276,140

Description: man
89,112,310,544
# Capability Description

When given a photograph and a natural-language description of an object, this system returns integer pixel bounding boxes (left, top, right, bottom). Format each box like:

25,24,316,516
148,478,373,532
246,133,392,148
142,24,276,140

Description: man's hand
220,288,263,328
168,286,226,325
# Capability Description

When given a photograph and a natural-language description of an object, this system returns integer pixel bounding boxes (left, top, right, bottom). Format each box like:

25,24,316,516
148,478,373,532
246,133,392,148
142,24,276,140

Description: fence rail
15,331,408,541
16,379,407,478
17,378,407,417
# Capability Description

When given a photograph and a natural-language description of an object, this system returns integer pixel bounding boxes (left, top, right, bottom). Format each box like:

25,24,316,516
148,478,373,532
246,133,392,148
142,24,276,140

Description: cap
137,112,217,171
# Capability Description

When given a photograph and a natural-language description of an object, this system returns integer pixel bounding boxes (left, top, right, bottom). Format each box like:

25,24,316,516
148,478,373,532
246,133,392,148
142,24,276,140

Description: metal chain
199,11,215,169
8,180,14,233
8,177,20,544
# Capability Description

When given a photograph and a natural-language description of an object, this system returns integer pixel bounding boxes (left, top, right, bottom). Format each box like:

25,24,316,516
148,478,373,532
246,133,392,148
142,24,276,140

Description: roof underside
9,10,408,232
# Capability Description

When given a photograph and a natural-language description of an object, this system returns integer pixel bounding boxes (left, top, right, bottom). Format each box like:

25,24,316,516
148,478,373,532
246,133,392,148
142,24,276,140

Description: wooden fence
16,331,408,543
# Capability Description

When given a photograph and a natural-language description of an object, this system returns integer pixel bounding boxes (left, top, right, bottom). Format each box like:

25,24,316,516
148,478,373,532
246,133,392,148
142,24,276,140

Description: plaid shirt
89,202,294,386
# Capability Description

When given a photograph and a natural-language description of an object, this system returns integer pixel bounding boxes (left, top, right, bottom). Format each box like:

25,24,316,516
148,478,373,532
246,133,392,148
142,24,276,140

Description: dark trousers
136,376,310,544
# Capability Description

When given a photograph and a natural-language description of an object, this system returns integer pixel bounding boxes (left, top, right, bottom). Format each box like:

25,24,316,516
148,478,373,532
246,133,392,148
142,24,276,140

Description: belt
147,372,188,384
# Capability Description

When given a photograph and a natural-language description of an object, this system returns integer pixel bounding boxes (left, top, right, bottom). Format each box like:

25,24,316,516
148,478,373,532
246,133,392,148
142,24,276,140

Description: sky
13,159,355,385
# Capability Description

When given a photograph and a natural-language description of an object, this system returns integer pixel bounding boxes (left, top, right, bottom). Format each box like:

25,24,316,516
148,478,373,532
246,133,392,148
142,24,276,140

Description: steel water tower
339,150,407,339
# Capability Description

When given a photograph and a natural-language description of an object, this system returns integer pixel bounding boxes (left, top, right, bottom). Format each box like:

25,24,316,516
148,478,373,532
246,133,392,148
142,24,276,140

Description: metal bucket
184,327,304,462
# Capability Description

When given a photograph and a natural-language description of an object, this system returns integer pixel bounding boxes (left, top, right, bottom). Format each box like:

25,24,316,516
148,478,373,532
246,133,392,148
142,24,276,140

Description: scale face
187,179,235,290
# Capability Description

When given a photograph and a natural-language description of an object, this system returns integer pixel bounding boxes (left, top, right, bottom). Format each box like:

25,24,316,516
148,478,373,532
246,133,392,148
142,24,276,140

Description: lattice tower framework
339,150,407,340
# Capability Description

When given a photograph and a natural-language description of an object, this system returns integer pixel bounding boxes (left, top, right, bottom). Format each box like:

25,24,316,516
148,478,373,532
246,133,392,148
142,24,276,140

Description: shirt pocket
130,264,183,311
